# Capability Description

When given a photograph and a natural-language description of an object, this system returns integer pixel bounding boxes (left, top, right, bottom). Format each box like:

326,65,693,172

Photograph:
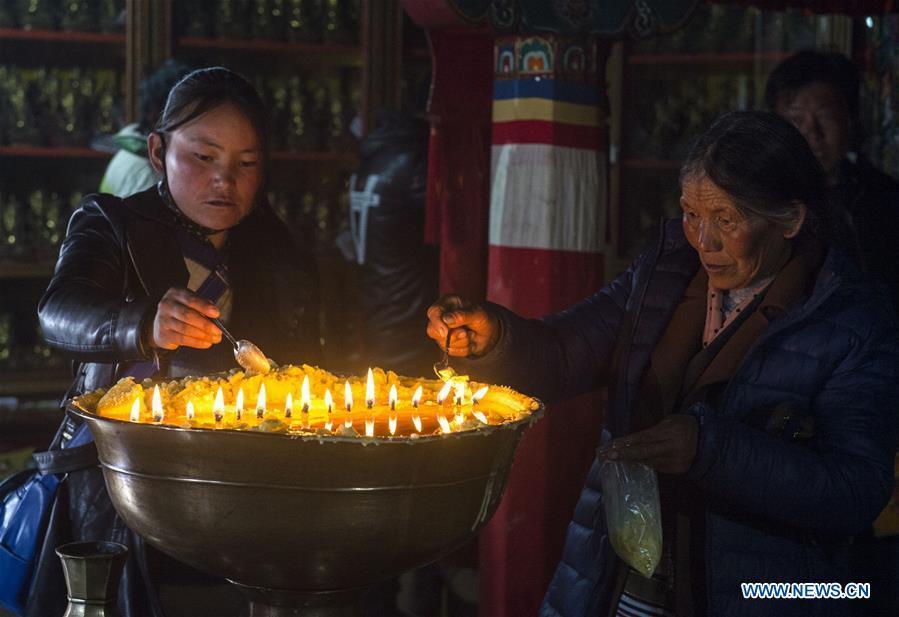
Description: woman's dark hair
155,66,270,184
680,111,829,242
137,58,193,134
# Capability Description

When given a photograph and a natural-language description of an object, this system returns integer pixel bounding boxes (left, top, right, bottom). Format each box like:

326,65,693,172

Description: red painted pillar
402,4,610,614
423,28,493,300
479,34,608,616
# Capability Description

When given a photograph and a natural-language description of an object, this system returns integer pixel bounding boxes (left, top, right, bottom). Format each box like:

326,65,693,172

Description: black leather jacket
828,156,899,313
39,186,320,397
30,187,320,617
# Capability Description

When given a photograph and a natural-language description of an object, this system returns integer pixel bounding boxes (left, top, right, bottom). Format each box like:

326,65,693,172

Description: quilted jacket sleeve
38,196,154,362
686,305,899,535
455,256,641,404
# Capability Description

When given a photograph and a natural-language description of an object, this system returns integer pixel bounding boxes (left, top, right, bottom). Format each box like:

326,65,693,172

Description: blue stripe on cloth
615,603,645,617
194,267,229,301
619,593,675,616
493,78,599,105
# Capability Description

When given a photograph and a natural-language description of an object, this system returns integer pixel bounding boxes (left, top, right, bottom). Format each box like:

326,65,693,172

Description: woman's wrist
139,314,158,354
470,309,503,358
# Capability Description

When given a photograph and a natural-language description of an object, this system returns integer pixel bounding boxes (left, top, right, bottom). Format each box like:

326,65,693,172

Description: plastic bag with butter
599,435,662,578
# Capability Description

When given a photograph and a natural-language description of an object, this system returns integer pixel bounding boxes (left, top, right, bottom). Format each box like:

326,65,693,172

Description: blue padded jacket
460,220,899,617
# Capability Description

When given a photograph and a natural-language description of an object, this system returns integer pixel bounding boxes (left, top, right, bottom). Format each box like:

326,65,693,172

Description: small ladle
212,318,271,374
433,328,456,380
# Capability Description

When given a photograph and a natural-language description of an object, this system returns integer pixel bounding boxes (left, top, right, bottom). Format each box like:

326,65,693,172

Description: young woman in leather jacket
30,67,319,617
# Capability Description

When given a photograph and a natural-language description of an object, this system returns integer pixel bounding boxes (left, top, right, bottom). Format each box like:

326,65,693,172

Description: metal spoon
212,318,271,374
433,327,456,380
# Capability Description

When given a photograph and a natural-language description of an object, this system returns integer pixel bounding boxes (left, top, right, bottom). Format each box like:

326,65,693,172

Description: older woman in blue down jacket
426,111,899,617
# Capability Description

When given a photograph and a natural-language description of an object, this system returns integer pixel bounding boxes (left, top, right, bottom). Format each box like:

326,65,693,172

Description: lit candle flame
256,382,266,419
301,375,311,414
366,368,375,409
152,385,163,422
453,382,465,425
213,387,224,422
388,384,398,435
285,392,293,419
130,397,140,422
472,386,489,403
186,400,195,421
473,410,489,424
365,417,374,437
437,415,452,434
236,387,244,420
389,384,397,411
437,380,453,404
320,388,333,431
412,384,423,432
454,381,465,406
344,381,353,429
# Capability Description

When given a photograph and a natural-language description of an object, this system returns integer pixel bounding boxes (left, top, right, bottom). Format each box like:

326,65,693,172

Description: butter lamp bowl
68,398,541,615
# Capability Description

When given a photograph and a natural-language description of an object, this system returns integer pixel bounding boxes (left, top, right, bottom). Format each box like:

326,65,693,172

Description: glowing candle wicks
151,385,163,422
388,384,398,436
256,383,266,419
437,415,452,434
301,375,311,414
344,381,353,428
453,381,466,425
323,388,334,431
437,380,453,404
365,368,375,409
213,386,224,422
411,385,423,432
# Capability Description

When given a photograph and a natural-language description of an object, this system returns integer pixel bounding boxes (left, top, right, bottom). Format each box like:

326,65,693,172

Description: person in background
768,50,899,616
98,59,192,198
349,110,436,376
766,49,899,310
33,67,319,617
427,112,899,616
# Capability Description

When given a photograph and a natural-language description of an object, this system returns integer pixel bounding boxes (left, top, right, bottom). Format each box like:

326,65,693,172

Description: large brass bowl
68,399,541,609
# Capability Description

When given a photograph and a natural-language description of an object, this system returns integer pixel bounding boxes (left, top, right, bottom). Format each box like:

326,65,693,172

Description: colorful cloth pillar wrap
489,35,607,310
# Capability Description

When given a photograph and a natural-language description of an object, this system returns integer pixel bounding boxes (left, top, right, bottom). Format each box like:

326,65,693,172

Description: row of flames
131,368,490,437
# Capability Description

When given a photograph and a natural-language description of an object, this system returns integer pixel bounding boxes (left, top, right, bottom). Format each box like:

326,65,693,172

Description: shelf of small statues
627,50,792,66
177,36,363,65
0,145,113,159
0,260,55,279
0,146,358,163
270,150,358,163
0,370,72,397
0,28,125,45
